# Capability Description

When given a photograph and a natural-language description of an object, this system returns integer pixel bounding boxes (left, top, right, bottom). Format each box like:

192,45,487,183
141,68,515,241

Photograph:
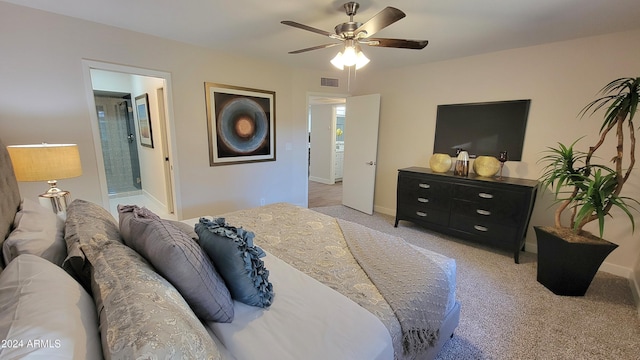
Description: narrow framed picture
135,93,154,148
204,82,276,166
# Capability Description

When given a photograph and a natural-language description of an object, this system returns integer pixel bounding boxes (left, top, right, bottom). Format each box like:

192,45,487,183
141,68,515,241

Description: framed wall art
205,82,276,166
135,93,154,148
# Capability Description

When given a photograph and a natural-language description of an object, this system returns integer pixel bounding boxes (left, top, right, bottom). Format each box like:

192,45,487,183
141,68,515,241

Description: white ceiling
4,0,640,72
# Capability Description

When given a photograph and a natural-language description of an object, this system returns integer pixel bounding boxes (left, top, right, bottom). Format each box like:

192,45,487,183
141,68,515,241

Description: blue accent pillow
195,217,274,308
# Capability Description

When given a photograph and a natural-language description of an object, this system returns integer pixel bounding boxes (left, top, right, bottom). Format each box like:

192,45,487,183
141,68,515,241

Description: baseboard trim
142,190,168,212
309,176,334,185
374,205,395,217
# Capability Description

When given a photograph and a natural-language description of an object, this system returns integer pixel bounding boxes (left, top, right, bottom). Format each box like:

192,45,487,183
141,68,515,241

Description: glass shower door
95,95,142,195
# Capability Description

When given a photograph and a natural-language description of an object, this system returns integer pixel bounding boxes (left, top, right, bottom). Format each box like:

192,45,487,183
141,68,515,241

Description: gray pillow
195,217,274,308
0,254,102,360
82,237,222,360
62,199,120,290
118,205,233,323
167,219,199,240
3,198,66,266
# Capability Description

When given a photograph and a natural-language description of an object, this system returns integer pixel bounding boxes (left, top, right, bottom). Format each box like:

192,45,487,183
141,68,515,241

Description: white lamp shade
341,46,358,66
331,52,345,70
355,51,370,69
7,144,82,182
331,44,369,70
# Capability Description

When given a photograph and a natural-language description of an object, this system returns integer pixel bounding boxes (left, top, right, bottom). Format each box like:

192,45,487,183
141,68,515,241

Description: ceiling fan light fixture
341,45,358,66
355,50,370,69
330,51,345,70
331,42,369,70
283,3,429,70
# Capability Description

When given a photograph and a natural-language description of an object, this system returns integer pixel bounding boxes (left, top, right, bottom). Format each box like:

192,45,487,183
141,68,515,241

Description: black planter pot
534,226,618,296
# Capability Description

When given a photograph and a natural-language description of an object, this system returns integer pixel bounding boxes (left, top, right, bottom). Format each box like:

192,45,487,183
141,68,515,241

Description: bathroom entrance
94,92,142,195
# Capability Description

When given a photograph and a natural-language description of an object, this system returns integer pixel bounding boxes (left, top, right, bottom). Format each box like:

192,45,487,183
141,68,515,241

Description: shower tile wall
96,96,141,195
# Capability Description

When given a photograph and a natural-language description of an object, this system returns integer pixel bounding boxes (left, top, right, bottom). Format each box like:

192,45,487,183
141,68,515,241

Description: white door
156,87,174,214
342,94,381,214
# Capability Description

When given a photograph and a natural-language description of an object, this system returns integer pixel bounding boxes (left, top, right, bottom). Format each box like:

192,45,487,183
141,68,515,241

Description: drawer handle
419,183,430,189
476,209,491,216
478,192,494,199
416,211,427,217
474,225,488,232
418,197,429,203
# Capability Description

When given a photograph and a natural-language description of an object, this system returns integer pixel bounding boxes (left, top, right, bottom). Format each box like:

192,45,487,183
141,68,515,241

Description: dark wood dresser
395,167,538,263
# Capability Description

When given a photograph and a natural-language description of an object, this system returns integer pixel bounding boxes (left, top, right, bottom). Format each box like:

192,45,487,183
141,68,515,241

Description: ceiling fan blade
354,7,405,38
281,21,334,37
288,43,342,54
364,38,428,50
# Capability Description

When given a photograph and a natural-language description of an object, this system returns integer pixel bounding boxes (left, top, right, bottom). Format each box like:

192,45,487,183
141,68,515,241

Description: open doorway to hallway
308,94,347,208
308,180,342,208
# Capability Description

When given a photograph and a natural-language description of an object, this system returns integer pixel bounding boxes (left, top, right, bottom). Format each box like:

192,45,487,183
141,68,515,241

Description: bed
0,137,460,360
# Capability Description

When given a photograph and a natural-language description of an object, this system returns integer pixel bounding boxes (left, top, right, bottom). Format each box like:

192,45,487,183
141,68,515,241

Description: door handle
365,161,376,165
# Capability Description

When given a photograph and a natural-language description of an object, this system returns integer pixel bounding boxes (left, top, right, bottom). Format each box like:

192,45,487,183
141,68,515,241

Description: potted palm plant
536,77,639,296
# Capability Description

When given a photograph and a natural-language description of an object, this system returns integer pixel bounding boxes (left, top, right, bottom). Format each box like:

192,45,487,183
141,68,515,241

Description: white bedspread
204,250,394,360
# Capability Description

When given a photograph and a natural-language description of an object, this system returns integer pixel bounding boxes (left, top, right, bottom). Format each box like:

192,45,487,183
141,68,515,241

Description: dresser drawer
397,175,452,211
452,185,524,219
449,213,518,245
451,199,521,226
398,203,450,226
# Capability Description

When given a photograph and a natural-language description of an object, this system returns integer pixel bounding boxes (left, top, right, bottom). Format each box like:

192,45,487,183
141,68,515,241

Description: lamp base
39,190,71,214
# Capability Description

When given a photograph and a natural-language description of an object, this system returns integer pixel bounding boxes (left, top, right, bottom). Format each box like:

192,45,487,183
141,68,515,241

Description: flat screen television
432,99,531,161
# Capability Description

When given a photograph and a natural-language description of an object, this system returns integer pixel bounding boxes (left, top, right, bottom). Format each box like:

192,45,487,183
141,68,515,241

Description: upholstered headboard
0,138,21,244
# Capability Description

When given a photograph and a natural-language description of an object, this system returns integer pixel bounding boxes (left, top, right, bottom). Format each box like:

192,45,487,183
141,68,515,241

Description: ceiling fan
281,2,428,69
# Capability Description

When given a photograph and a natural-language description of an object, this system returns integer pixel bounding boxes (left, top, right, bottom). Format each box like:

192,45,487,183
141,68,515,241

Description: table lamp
7,143,82,213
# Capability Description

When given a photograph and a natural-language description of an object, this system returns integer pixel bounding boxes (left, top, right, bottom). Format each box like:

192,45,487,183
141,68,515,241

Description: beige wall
0,2,307,220
352,29,640,277
309,104,335,184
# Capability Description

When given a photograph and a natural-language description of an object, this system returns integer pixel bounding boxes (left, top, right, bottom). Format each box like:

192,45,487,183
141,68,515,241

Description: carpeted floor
312,205,640,360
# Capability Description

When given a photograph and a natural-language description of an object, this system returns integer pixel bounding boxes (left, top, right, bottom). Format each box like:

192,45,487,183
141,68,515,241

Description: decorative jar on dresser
395,167,538,263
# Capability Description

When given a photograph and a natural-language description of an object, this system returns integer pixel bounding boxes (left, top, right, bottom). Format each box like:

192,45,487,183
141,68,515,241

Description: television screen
432,99,531,161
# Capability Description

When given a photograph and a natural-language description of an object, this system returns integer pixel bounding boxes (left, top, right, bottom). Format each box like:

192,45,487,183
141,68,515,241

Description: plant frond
579,77,640,133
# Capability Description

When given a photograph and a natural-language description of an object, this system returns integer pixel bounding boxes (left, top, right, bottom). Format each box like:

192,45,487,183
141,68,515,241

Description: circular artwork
429,153,452,173
473,156,501,177
217,98,268,154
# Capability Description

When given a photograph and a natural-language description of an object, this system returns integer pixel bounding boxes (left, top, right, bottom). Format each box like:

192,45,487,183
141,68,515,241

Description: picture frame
205,82,276,166
135,93,154,148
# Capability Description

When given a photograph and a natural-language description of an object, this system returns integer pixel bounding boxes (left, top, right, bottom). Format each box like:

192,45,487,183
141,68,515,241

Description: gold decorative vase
473,156,500,177
429,153,452,173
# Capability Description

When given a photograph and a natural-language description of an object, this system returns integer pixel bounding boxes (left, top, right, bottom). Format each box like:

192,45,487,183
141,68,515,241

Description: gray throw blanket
337,219,449,355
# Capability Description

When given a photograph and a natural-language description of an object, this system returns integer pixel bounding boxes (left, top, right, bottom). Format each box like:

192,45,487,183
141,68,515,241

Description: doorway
94,92,142,195
82,60,179,219
307,95,347,208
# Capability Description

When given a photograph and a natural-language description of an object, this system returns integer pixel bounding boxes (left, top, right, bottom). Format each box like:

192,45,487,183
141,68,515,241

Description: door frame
305,92,351,198
81,59,182,218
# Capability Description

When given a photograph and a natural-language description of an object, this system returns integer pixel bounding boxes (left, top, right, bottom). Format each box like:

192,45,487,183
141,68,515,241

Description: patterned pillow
82,237,221,360
118,205,233,323
195,217,274,308
62,199,121,290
